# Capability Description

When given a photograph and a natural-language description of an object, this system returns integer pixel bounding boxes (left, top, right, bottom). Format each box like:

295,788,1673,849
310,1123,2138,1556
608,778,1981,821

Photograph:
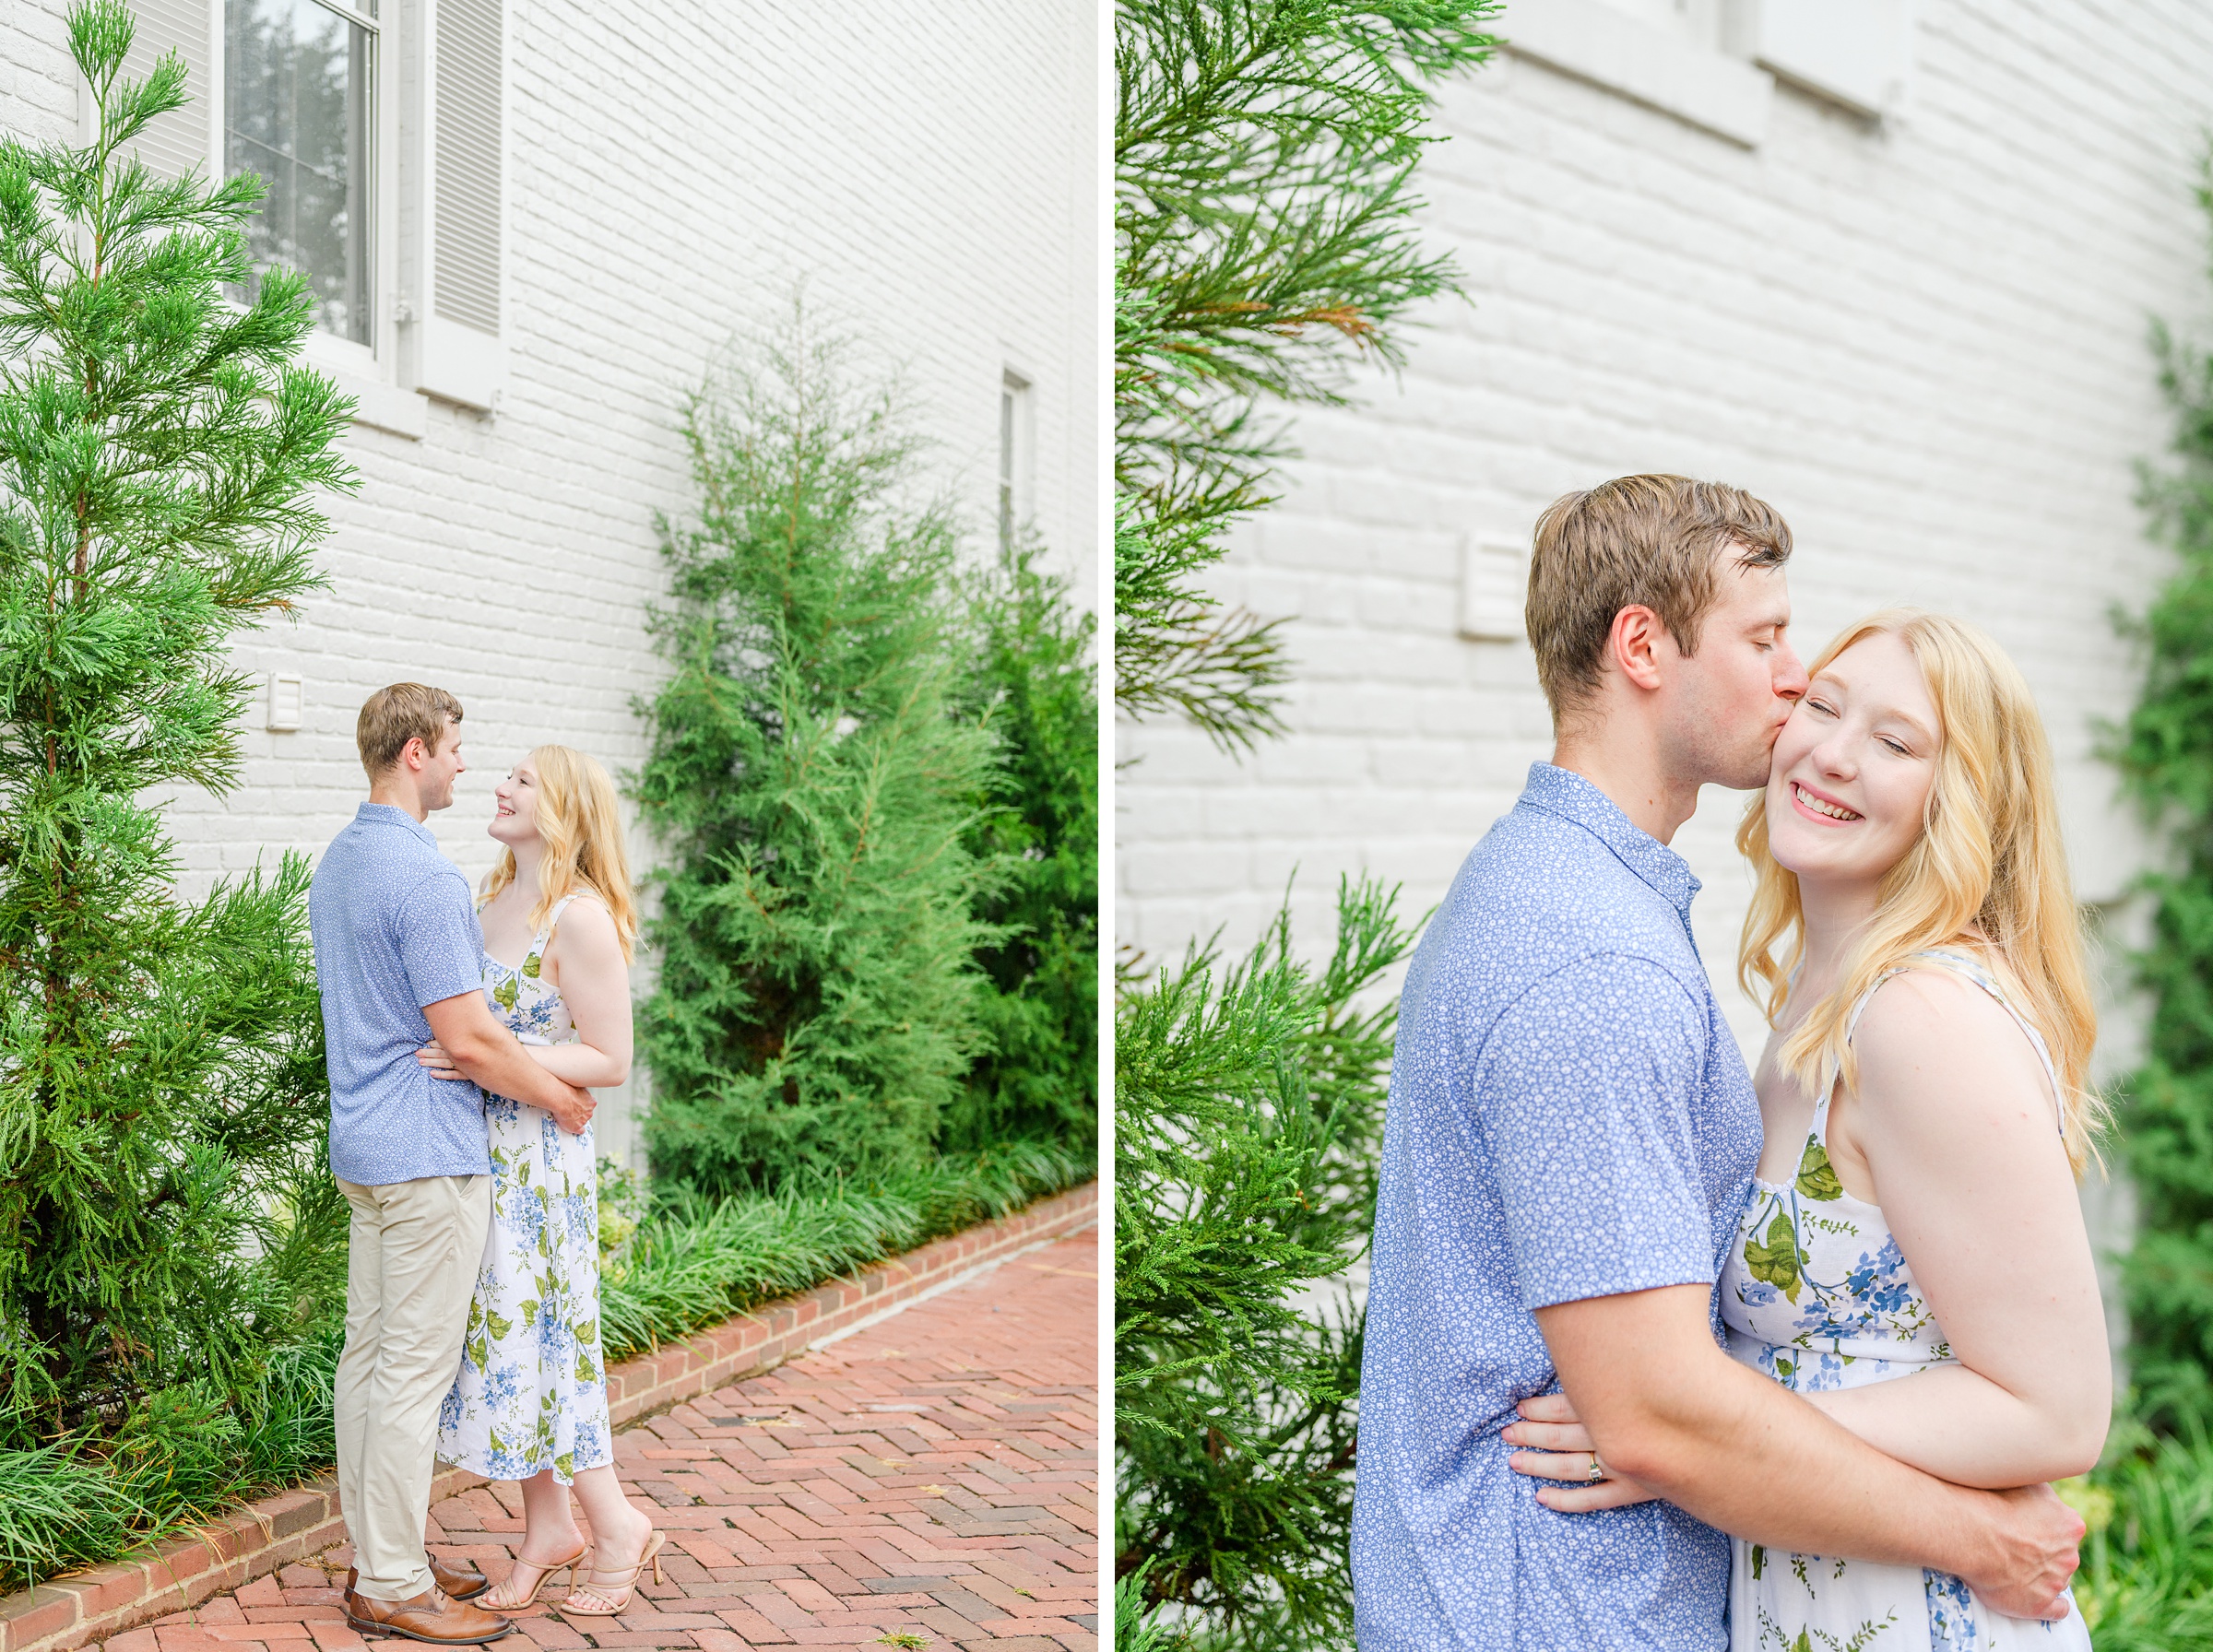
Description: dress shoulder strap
536,891,583,945
1835,948,2064,1135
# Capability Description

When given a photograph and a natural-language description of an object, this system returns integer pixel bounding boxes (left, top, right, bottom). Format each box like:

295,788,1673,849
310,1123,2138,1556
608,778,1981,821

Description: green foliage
944,536,1099,1153
2109,159,2213,1439
2073,1435,2213,1646
633,314,1000,1196
0,0,351,1436
1117,878,1416,1649
1115,1,1497,748
0,1326,339,1591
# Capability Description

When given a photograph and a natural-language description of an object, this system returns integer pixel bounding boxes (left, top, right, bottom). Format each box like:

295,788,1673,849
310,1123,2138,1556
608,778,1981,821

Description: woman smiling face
1764,629,1941,889
489,759,543,848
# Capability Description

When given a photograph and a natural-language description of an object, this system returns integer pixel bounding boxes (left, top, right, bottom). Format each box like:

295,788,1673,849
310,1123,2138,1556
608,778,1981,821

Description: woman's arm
1806,968,2110,1487
527,898,631,1089
419,899,633,1091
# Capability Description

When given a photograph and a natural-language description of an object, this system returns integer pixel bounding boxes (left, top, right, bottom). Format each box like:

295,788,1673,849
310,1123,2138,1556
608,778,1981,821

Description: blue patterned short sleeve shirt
1351,763,1762,1651
309,802,491,1186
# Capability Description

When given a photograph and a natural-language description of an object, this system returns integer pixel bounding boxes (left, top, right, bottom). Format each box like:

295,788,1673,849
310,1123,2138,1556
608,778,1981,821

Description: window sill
325,366,428,441
1500,0,1776,148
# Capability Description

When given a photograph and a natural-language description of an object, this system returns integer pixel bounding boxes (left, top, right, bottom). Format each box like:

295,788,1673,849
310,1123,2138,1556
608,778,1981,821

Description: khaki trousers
334,1174,490,1602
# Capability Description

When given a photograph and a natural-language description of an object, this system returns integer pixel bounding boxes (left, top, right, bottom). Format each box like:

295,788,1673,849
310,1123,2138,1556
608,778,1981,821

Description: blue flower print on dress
433,894,612,1488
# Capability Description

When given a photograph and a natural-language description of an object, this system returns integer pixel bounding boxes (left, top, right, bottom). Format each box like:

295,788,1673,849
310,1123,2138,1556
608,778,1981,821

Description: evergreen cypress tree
0,1,353,1432
945,537,1098,1154
2110,162,2213,1435
634,317,1000,1196
1114,4,1496,1644
1117,0,1498,748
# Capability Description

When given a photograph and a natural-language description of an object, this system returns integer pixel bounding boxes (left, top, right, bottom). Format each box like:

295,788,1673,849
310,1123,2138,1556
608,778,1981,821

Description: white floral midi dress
1720,948,2088,1651
434,894,611,1485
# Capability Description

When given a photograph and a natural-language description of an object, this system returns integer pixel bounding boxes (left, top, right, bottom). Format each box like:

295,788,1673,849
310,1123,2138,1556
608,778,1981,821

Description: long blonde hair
479,744,640,963
1737,609,2102,1173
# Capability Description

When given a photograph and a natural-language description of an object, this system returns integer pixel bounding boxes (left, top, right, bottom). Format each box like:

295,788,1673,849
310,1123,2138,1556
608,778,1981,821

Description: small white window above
1750,0,1915,120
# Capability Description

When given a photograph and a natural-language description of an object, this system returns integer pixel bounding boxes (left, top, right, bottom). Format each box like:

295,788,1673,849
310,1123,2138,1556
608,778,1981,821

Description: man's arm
423,990,595,1134
1533,1283,2083,1620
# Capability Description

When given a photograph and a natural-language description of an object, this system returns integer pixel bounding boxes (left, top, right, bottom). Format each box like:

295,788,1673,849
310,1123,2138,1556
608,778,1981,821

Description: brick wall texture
1116,0,2213,1094
0,1,1099,1166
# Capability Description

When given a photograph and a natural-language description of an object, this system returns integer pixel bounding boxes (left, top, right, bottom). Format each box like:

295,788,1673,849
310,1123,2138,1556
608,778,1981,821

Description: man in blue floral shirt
1350,478,2085,1648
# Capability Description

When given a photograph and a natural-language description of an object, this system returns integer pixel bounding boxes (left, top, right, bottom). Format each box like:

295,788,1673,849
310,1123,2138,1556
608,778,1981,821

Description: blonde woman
1508,611,2109,1648
423,746,666,1617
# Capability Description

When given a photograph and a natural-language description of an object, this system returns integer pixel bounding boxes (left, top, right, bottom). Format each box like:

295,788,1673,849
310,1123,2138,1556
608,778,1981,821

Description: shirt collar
355,800,439,848
1516,761,1701,917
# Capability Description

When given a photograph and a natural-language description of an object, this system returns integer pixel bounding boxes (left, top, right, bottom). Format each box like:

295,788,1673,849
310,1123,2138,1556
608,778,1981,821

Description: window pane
226,0,372,345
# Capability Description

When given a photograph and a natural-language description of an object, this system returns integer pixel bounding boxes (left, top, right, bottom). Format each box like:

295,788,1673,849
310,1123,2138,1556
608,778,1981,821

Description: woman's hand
416,1039,468,1080
1504,1391,1661,1512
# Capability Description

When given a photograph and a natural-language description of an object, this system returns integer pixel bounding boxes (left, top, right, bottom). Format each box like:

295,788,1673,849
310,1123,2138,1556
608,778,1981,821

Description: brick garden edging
0,1180,1098,1652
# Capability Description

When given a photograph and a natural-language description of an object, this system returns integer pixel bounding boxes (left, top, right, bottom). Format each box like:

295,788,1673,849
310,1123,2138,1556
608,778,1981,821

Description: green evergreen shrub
2110,160,2213,1438
944,537,1099,1153
1114,5,1496,1645
633,316,1000,1196
0,0,351,1439
1116,879,1414,1648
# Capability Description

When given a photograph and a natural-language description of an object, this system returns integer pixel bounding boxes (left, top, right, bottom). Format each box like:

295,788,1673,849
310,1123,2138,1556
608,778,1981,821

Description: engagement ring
1586,1454,1607,1484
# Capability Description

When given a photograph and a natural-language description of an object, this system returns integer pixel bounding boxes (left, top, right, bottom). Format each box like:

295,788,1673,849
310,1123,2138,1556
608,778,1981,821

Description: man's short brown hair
357,683,464,777
1525,474,1792,724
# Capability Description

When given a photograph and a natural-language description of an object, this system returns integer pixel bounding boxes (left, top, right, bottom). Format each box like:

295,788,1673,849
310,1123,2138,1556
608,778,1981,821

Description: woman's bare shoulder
548,892,622,955
1850,961,2047,1115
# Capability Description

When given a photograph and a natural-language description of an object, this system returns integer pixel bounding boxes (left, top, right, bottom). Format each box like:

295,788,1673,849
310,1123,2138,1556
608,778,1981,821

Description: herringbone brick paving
109,1228,1097,1652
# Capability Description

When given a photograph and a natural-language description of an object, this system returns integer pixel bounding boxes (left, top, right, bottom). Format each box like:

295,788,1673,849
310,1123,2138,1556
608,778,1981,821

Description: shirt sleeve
395,867,489,1010
1473,951,1718,1312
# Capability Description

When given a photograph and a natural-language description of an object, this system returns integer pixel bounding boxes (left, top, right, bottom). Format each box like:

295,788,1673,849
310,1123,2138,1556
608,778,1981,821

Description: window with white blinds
112,0,214,178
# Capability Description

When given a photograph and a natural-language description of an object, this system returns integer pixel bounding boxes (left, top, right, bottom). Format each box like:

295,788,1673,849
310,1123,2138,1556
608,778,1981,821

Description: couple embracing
1353,477,2108,1649
309,684,666,1643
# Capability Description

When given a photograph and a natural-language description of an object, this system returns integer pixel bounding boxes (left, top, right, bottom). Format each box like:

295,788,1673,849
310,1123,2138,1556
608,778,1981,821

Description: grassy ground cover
0,1141,1090,1595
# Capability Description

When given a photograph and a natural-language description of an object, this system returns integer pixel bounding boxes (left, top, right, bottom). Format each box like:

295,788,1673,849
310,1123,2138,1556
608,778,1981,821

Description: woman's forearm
1805,1365,2104,1489
524,1041,627,1089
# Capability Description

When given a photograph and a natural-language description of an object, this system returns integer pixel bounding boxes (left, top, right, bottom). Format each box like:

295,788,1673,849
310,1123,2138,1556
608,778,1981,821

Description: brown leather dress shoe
347,1564,491,1604
343,1587,512,1644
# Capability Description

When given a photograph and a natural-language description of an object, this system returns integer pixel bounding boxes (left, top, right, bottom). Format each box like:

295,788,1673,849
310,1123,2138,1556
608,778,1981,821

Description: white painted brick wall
1,0,1098,1168
1118,0,2206,1096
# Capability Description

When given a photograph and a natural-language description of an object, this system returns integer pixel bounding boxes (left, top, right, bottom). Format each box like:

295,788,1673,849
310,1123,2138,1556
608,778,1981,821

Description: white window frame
206,0,414,435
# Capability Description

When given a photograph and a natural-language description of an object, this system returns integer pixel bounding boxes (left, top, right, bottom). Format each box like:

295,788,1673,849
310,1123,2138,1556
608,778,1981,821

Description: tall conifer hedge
2111,167,2213,1437
0,0,352,1436
633,320,1000,1196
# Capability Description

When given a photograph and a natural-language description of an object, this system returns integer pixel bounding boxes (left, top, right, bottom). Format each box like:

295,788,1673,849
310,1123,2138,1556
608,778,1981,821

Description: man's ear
399,736,429,773
1608,604,1670,693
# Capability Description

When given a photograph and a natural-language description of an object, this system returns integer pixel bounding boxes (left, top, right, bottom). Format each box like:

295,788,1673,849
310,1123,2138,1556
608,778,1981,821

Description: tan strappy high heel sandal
484,1541,589,1611
556,1530,665,1618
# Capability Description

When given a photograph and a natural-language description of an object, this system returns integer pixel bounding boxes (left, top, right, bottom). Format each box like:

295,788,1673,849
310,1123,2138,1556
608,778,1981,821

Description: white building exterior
3,0,1100,1166
1115,0,2213,1309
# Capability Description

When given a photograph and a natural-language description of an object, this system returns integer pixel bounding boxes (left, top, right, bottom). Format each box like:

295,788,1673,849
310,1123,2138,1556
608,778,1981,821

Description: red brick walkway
111,1226,1096,1652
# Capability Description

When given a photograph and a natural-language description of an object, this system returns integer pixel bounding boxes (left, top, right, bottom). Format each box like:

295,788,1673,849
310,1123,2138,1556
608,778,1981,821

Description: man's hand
1959,1485,2084,1621
421,991,598,1136
1503,1392,1660,1511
